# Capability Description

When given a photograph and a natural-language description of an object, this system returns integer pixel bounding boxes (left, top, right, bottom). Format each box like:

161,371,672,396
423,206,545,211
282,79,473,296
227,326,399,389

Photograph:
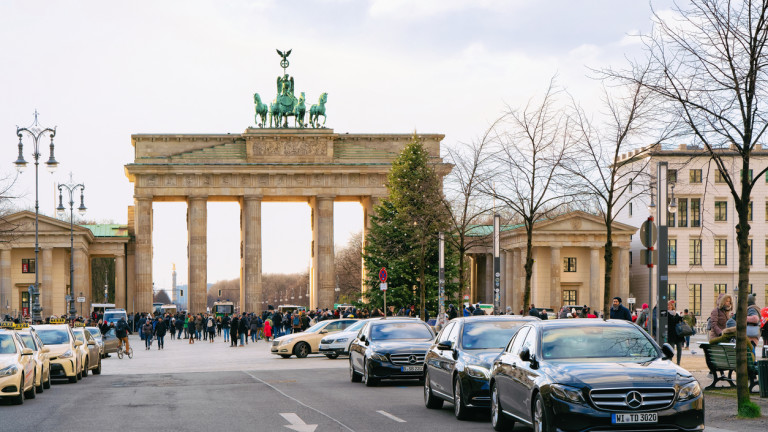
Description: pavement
0,332,766,431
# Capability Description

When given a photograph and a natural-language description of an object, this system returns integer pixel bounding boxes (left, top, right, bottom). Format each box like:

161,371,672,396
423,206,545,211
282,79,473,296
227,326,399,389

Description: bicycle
117,344,133,359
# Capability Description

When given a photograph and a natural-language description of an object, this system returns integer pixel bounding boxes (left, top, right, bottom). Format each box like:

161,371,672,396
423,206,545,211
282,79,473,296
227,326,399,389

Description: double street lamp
56,176,86,318
14,111,58,322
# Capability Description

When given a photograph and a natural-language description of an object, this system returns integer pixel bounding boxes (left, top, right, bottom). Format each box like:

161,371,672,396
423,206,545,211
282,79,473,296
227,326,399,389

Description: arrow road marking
280,413,318,432
377,410,406,423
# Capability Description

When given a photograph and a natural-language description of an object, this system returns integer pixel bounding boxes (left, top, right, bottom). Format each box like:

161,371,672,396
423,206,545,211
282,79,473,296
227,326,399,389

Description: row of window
685,283,762,317
664,238,761,266
675,168,755,185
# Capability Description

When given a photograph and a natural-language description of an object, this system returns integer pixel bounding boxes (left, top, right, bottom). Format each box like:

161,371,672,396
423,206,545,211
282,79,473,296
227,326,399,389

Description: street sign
380,283,387,291
463,294,470,301
379,268,387,282
627,297,636,304
77,297,86,303
640,220,657,248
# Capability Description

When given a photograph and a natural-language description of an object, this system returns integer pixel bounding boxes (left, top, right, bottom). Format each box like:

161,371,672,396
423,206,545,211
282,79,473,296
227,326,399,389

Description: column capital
187,195,208,202
315,194,336,200
134,195,154,202
243,194,263,202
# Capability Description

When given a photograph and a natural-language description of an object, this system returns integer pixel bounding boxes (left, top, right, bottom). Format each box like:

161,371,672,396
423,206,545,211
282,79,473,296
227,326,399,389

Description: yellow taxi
32,321,83,383
15,324,52,393
271,319,357,358
0,324,37,404
72,325,102,376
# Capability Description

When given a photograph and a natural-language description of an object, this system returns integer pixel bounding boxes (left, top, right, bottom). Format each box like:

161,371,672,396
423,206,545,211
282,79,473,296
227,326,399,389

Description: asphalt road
0,334,760,431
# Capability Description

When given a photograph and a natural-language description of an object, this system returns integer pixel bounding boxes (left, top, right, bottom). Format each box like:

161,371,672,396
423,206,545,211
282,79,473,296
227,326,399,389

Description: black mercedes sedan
349,318,435,387
423,315,539,420
489,319,704,432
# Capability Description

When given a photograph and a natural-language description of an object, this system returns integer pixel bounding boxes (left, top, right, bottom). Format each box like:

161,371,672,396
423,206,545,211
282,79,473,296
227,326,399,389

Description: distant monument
253,49,328,129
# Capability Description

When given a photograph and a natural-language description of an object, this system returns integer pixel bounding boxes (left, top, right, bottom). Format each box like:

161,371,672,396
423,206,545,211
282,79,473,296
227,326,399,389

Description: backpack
706,317,711,331
293,315,300,326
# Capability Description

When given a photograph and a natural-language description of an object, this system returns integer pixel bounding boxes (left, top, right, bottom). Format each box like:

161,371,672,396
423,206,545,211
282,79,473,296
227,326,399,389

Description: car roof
368,318,428,325
453,315,539,323
527,318,636,328
31,324,72,330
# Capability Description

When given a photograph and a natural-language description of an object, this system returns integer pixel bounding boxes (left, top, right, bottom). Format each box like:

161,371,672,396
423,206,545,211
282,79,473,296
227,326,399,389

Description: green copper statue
253,93,268,127
309,92,328,128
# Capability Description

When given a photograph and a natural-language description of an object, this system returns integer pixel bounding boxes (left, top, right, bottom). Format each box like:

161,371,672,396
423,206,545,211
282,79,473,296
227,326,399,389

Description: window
629,251,632,266
180,290,183,297
668,284,677,301
562,290,577,305
668,239,677,265
629,202,633,216
715,170,726,183
742,169,753,184
749,239,753,265
563,257,577,272
628,179,633,192
765,239,768,266
690,169,702,183
21,259,35,274
691,198,701,227
678,198,688,227
667,208,676,226
714,239,727,265
689,239,702,265
714,201,727,221
668,170,677,183
748,201,753,221
689,284,701,316
714,284,727,303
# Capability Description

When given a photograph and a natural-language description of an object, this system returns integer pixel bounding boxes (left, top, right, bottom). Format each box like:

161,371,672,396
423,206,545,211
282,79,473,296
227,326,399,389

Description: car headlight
550,384,585,404
370,353,388,362
465,365,490,379
320,339,333,344
678,381,701,401
0,365,19,377
59,350,74,359
279,338,294,346
335,338,348,343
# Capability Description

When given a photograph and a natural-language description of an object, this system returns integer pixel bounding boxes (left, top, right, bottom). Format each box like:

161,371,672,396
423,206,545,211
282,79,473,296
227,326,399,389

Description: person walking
682,309,696,349
155,316,167,350
238,313,248,347
175,315,184,340
230,315,239,347
195,316,203,341
609,297,632,321
666,300,683,365
264,319,272,342
187,315,195,344
207,315,216,343
746,294,762,355
250,315,260,343
222,315,231,342
142,318,154,350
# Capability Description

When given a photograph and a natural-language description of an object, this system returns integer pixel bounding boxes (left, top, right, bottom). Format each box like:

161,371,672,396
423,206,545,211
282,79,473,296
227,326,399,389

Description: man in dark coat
230,315,239,347
528,304,541,318
155,317,167,350
238,313,248,346
609,297,632,321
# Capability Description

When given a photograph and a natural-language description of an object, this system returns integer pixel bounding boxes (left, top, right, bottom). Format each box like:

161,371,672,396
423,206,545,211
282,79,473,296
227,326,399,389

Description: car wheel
68,372,77,383
43,369,51,389
82,359,88,378
12,378,24,405
36,373,43,394
24,374,36,399
325,353,339,359
491,381,513,431
280,354,292,359
93,358,102,375
533,393,553,432
294,342,310,358
424,370,444,409
364,360,379,387
454,376,471,420
349,358,362,383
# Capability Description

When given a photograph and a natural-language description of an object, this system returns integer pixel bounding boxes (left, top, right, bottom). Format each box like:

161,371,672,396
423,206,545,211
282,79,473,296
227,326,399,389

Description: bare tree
613,0,768,414
154,290,171,305
443,130,496,302
564,75,669,319
335,232,363,304
485,78,577,311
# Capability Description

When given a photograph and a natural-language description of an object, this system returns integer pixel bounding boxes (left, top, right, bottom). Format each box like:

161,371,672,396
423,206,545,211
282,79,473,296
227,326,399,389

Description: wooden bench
699,343,759,393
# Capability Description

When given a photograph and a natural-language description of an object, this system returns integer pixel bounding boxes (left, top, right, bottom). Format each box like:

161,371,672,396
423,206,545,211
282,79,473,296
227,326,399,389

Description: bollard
759,359,768,398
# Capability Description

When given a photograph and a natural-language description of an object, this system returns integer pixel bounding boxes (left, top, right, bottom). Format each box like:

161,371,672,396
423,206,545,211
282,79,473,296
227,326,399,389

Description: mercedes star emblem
625,391,643,409
408,355,417,364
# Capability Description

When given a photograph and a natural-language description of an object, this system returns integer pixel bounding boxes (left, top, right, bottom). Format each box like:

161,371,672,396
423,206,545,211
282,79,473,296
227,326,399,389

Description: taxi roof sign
73,322,86,327
14,323,29,330
49,318,67,324
0,321,15,328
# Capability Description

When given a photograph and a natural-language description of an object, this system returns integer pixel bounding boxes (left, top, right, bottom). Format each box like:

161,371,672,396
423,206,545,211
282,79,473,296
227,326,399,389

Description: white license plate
612,413,658,424
401,365,423,372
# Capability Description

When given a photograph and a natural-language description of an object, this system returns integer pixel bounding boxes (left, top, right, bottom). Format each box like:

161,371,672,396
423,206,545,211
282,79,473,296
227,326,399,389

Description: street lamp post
15,111,58,322
57,175,86,319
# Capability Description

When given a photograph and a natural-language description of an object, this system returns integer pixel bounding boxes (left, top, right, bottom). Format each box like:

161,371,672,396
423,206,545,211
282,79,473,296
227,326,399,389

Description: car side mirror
359,335,366,342
74,340,83,347
437,340,452,351
21,347,33,356
41,347,50,353
319,330,328,334
661,343,675,360
519,347,531,362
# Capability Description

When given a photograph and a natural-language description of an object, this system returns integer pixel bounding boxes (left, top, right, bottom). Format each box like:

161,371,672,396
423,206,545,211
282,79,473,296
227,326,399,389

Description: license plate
612,413,658,424
401,365,423,372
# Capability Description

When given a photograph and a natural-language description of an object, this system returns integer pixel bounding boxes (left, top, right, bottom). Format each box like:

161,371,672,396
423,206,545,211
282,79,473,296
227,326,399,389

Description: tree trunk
419,247,426,321
603,220,613,320
735,198,752,408
522,221,534,311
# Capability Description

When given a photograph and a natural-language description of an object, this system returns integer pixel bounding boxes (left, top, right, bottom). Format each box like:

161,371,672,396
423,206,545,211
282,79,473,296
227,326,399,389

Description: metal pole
493,215,501,315
656,162,669,345
438,232,445,327
69,202,74,317
647,215,654,338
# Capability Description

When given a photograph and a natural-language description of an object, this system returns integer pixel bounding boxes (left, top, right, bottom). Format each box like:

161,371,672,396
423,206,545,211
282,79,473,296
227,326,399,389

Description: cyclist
116,316,131,354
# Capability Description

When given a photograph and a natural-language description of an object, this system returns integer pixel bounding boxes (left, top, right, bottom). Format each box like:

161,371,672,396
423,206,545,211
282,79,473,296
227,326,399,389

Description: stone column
41,247,53,316
187,197,207,314
311,196,335,309
511,249,521,314
0,248,11,317
134,197,153,313
590,247,601,311
241,196,262,313
550,246,561,310
517,248,526,313
360,196,381,293
468,255,476,303
504,250,513,311
115,253,126,309
74,248,89,315
484,253,493,304
618,247,630,301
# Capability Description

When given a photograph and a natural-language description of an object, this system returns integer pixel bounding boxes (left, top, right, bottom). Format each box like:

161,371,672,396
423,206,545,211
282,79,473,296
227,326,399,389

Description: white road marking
280,413,318,432
377,410,406,423
243,371,355,432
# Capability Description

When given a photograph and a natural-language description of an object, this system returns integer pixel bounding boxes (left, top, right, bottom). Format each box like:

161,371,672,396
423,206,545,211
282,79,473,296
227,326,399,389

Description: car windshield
73,331,85,342
541,325,658,360
370,322,433,341
0,334,17,354
103,312,125,323
19,334,37,350
462,321,526,350
86,328,101,338
342,320,368,333
37,329,70,345
303,321,328,333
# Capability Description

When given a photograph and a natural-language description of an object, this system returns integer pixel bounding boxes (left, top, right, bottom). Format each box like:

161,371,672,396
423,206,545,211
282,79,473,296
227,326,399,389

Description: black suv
423,315,538,419
349,318,435,387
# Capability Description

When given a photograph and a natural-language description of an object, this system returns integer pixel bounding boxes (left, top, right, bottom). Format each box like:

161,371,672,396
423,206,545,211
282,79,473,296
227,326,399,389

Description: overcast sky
1,0,672,290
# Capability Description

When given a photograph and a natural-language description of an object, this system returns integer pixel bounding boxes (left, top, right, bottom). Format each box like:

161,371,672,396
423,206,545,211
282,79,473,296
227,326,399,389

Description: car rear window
370,322,433,340
37,329,70,345
0,334,17,354
19,334,37,350
462,321,526,350
541,325,658,360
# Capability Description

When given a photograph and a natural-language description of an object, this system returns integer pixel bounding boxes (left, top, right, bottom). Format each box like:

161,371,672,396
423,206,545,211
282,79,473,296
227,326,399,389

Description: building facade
617,144,768,319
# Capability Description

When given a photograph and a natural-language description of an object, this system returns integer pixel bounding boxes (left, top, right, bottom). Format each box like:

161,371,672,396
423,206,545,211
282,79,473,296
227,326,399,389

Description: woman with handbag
746,294,761,355
667,300,684,365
